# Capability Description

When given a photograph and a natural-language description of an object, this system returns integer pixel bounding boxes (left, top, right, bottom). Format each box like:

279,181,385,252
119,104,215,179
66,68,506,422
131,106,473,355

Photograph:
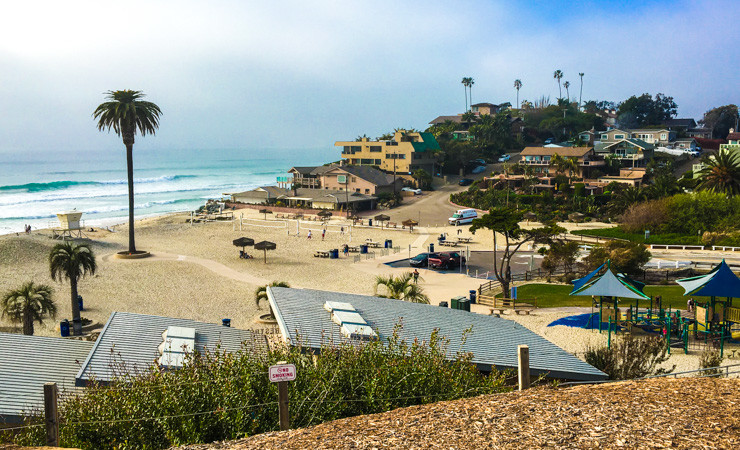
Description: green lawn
570,227,702,246
498,283,689,309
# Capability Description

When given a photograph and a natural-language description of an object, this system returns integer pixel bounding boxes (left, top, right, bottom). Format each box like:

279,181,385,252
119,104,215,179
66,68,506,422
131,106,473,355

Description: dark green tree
94,90,162,253
617,93,677,128
699,104,739,139
49,242,97,335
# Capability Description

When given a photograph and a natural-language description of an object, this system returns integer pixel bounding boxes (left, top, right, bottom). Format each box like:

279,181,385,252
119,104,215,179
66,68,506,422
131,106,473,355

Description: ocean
0,147,330,235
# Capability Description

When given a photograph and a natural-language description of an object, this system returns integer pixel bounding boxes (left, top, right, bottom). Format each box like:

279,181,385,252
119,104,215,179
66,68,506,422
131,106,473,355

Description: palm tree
2,282,56,335
578,73,585,109
697,150,740,196
461,77,471,111
94,90,162,254
514,79,522,108
549,153,579,178
374,273,429,304
49,242,96,336
553,70,563,98
255,281,290,317
608,186,645,214
563,81,571,102
468,77,475,108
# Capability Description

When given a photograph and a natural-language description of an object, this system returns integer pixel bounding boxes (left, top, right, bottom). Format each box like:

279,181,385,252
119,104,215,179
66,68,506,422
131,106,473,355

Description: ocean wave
1,198,199,221
0,175,197,193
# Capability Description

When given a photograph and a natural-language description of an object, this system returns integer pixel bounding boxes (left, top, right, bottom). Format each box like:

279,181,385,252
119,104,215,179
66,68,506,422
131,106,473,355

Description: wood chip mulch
177,377,740,449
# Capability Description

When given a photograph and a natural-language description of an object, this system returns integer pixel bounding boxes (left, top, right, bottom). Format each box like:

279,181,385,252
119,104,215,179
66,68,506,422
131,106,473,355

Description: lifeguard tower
52,210,86,240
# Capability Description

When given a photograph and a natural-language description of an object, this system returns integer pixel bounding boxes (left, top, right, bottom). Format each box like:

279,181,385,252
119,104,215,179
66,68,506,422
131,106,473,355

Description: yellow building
334,130,440,177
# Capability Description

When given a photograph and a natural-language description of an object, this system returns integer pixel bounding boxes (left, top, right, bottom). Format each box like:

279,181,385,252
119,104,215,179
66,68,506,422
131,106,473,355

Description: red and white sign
269,363,297,382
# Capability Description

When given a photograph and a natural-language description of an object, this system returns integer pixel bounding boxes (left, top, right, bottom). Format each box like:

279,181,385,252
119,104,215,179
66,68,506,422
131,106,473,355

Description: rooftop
520,146,593,158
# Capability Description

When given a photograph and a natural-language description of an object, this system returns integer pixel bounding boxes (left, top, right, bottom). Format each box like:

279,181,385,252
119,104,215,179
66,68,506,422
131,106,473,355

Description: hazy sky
1,0,738,154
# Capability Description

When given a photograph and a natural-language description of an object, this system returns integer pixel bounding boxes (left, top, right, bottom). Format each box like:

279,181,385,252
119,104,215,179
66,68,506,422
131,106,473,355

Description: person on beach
322,229,326,241
307,230,312,240
343,244,349,256
413,269,420,283
457,228,462,235
340,226,345,236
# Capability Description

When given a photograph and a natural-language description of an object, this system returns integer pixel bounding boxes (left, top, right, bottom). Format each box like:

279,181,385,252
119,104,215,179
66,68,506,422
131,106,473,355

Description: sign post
269,363,296,431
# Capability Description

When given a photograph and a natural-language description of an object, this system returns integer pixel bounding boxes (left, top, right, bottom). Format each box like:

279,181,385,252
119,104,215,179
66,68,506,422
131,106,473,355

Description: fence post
278,380,290,430
518,345,530,390
44,382,59,446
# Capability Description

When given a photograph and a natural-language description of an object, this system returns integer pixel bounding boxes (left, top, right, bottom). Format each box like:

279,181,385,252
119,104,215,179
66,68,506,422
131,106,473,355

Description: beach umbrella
374,214,390,229
317,210,332,221
258,208,273,220
232,237,254,250
254,240,277,263
523,211,537,224
402,219,418,231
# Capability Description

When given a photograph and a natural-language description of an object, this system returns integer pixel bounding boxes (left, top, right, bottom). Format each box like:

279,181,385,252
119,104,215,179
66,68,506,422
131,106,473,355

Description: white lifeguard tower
52,209,86,240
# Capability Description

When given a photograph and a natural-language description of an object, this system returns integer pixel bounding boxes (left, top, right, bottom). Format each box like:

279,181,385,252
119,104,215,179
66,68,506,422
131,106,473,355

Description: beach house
720,128,740,154
595,139,654,168
334,130,440,178
283,165,403,195
519,146,605,178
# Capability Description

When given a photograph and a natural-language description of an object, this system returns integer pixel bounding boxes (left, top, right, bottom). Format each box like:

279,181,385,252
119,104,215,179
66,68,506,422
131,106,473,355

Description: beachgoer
457,228,462,235
340,226,345,236
343,244,349,256
307,230,312,240
239,250,245,259
322,229,326,241
413,269,419,283
687,298,692,312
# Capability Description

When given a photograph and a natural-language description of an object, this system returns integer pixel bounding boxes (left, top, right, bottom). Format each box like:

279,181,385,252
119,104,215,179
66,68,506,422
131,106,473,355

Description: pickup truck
427,251,466,270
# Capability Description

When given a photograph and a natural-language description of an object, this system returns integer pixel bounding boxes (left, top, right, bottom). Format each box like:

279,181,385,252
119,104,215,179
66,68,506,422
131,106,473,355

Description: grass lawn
499,283,689,309
570,227,702,246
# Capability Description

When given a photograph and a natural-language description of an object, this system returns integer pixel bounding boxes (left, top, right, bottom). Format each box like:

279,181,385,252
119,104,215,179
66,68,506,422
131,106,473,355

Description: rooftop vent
323,301,377,341
158,326,196,368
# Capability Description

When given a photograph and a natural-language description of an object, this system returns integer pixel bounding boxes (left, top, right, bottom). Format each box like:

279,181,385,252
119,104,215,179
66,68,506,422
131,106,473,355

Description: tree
255,281,290,318
696,149,740,196
608,185,646,215
94,90,162,254
578,73,584,109
563,81,571,101
514,79,522,109
412,168,432,190
699,104,739,139
540,240,580,279
579,241,651,277
1,282,56,335
461,77,473,111
469,208,564,297
468,77,475,107
49,242,96,335
617,93,677,128
374,273,429,303
549,153,579,178
553,70,563,98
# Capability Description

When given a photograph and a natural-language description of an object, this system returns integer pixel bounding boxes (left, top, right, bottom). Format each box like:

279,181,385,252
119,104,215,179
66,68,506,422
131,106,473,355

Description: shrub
699,348,723,375
584,335,674,380
620,198,669,233
573,183,585,197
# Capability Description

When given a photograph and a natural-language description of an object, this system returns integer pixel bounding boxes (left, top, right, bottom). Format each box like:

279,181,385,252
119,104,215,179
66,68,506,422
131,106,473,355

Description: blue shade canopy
570,261,650,300
676,260,740,298
572,263,604,292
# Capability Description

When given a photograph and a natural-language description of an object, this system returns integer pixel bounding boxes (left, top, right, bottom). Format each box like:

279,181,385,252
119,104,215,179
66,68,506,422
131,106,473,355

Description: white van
448,208,477,225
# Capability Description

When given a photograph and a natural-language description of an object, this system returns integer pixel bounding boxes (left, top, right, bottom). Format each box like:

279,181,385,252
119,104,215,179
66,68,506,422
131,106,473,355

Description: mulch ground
177,377,740,449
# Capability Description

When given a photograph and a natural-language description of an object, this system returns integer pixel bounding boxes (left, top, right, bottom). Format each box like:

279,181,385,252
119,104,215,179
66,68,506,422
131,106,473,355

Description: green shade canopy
676,259,740,297
570,261,649,300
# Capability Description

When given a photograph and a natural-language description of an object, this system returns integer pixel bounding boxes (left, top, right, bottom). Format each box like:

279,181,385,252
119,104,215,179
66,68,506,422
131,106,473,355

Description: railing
712,246,740,252
649,244,705,250
559,363,740,386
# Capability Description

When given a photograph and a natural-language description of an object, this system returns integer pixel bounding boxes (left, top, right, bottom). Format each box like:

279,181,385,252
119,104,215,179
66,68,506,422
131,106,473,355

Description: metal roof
0,333,93,423
267,287,606,381
76,312,266,386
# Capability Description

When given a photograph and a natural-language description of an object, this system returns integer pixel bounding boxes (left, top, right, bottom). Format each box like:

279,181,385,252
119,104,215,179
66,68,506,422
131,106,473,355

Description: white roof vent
158,326,196,368
323,301,377,341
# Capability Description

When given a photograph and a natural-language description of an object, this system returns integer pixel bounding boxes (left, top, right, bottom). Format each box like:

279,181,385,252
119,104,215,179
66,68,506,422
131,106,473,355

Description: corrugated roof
267,287,606,381
76,312,266,385
520,147,593,157
0,333,93,422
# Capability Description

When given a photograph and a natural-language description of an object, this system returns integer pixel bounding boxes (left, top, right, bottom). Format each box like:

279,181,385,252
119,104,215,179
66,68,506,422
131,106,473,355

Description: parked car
472,158,487,165
401,187,423,194
428,251,466,270
498,154,511,162
409,252,433,268
544,138,554,144
458,178,474,186
471,165,487,174
448,208,478,225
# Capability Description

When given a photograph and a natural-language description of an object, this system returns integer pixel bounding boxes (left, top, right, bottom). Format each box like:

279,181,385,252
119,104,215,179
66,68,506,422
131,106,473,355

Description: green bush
699,348,723,375
584,335,674,380
7,327,509,449
573,183,585,197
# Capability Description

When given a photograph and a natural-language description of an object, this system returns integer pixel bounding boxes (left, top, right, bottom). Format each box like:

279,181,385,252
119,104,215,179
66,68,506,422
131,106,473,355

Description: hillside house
519,147,605,178
335,130,440,177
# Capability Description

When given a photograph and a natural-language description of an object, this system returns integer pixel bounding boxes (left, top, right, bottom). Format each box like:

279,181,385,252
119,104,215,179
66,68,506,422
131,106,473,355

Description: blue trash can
222,318,231,327
77,295,84,311
330,249,339,259
429,243,434,252
360,244,369,254
368,218,373,227
60,319,70,337
469,290,477,304
386,239,393,248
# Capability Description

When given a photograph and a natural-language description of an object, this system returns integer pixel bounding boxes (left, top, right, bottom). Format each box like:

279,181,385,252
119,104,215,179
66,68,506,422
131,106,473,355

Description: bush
573,183,585,197
8,327,509,449
620,199,669,233
699,348,723,375
584,335,674,380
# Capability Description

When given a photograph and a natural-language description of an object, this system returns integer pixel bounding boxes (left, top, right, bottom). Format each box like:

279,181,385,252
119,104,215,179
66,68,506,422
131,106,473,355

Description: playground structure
569,260,740,356
51,210,87,240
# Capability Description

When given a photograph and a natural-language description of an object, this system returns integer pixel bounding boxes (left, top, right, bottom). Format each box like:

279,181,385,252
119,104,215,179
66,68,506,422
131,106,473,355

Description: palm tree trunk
71,277,81,335
126,142,136,253
558,82,562,99
516,90,519,109
579,79,583,109
464,85,468,111
23,306,34,335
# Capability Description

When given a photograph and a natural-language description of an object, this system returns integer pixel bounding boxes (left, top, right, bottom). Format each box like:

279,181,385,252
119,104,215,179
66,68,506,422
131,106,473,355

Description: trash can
429,243,434,252
451,296,466,310
77,294,84,311
60,319,70,337
387,239,392,248
439,301,448,308
459,298,471,312
222,318,231,327
360,244,369,254
469,290,477,304
368,218,373,227
330,249,339,259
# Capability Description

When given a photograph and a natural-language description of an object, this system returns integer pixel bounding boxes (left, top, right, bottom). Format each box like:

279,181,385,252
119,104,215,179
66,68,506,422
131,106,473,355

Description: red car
428,251,466,270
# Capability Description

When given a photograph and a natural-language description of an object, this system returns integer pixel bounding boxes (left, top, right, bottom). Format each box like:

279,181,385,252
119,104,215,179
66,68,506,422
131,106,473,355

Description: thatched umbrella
402,219,418,231
232,237,255,258
374,213,390,229
523,211,537,224
254,240,277,263
258,208,273,220
317,210,332,220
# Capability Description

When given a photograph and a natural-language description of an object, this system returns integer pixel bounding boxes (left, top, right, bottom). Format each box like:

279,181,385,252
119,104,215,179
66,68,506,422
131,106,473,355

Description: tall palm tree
374,273,429,304
2,282,56,335
461,77,471,111
468,77,475,108
608,186,645,214
578,73,585,109
49,242,96,336
563,81,571,102
549,153,579,178
697,150,740,196
93,90,162,254
514,79,522,108
553,70,563,99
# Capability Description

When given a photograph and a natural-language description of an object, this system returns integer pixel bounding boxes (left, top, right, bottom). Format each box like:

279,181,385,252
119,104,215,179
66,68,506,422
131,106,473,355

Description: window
601,134,608,140
355,188,360,193
661,133,667,140
365,189,370,194
615,134,625,139
360,158,374,165
351,177,357,182
369,146,381,152
375,159,381,165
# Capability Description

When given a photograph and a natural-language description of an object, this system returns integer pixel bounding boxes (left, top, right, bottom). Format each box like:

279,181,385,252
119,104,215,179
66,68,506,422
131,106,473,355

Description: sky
0,0,738,154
